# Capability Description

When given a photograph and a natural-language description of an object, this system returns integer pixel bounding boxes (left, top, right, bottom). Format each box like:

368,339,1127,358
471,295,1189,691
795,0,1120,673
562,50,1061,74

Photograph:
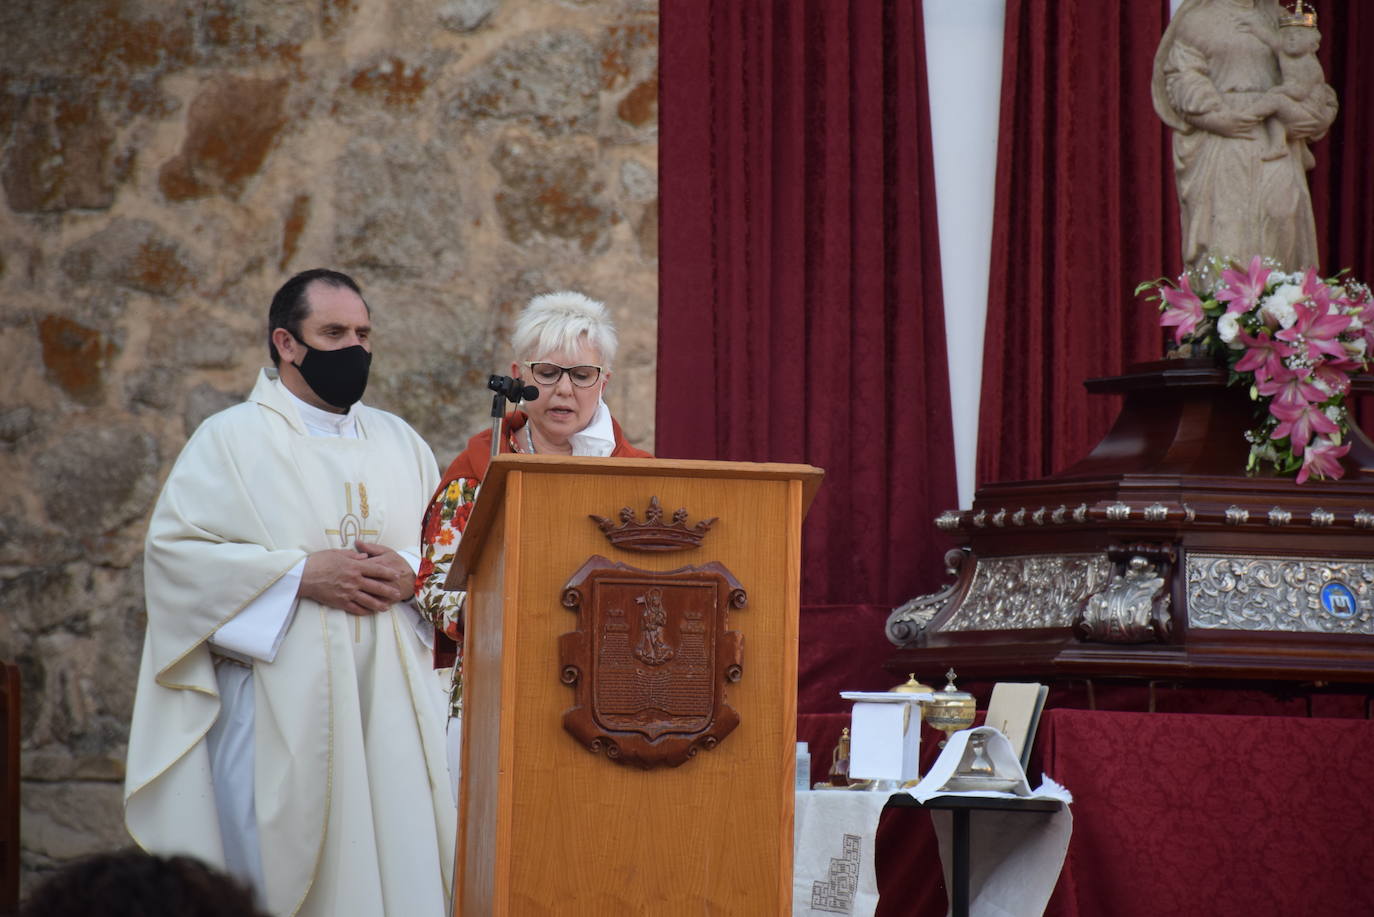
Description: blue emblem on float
1319,581,1359,619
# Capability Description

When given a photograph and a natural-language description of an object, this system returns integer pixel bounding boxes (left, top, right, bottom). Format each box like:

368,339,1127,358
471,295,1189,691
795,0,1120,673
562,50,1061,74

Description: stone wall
0,0,658,894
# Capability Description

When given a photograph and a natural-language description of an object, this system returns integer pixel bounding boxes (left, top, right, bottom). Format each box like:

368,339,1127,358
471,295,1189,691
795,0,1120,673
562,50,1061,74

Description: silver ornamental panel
942,553,1113,631
1186,553,1374,634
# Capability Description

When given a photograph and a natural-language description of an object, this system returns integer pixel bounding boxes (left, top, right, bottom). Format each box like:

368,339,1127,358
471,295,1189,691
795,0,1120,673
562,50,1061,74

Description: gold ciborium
891,672,934,702
891,673,934,783
923,668,976,748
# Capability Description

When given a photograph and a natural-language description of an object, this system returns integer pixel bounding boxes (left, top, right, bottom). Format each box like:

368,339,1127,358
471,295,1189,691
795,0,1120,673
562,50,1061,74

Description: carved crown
1279,0,1317,28
589,496,717,552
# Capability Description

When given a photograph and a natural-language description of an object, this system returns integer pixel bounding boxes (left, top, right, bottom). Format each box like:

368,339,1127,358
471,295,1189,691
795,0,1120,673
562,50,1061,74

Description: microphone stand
487,375,538,461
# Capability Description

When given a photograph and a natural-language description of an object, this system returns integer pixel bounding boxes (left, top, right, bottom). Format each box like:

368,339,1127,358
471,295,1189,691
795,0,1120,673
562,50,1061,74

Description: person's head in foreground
20,848,269,917
510,291,618,455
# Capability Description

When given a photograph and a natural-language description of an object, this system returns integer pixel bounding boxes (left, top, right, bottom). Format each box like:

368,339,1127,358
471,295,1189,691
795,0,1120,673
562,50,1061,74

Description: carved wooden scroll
559,556,746,768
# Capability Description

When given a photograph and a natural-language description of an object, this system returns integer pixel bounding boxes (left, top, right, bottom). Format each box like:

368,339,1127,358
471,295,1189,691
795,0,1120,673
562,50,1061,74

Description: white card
848,702,907,781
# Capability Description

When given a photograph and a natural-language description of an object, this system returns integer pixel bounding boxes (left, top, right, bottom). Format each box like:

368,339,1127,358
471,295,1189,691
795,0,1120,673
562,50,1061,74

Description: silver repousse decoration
1144,503,1169,522
940,553,1113,632
1355,510,1374,529
1072,504,1089,523
1051,505,1068,524
1011,507,1027,526
935,510,961,532
1105,502,1131,521
1032,507,1046,525
1078,556,1171,644
1225,506,1249,525
1267,506,1292,526
972,510,987,528
1187,554,1374,634
991,508,1007,527
1310,508,1334,527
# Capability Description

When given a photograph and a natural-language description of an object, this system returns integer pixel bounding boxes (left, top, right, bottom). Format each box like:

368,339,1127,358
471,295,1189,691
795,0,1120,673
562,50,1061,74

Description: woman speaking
414,291,651,703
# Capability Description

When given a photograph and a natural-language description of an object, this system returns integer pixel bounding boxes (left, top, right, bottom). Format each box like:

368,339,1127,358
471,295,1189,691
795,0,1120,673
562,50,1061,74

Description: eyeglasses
523,361,604,388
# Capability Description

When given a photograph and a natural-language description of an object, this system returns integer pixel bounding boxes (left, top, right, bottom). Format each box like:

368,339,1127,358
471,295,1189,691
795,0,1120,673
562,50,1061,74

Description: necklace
525,425,536,454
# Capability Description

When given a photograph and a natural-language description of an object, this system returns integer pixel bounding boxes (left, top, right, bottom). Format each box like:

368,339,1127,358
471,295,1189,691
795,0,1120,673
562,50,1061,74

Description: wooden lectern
445,454,823,915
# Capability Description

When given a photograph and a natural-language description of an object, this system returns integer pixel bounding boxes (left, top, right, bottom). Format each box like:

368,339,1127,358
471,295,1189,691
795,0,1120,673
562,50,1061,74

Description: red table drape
657,0,957,611
874,707,1374,917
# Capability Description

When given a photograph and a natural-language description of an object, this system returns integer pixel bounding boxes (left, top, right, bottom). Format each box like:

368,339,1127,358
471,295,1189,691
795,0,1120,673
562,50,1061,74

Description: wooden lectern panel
451,457,820,916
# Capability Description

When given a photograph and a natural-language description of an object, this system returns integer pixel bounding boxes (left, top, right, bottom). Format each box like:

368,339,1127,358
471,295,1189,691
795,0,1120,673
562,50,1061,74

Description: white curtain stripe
923,0,1007,508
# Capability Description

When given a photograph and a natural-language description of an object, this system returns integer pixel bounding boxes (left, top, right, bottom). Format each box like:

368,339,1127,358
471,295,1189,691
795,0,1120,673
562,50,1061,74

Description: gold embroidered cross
324,482,379,547
324,482,380,641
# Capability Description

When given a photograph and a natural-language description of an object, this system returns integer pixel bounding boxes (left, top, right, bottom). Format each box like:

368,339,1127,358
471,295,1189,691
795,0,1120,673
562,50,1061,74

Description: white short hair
511,291,619,368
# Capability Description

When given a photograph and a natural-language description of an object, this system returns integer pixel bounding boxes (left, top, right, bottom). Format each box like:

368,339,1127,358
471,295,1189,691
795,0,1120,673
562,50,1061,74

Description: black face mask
292,340,372,409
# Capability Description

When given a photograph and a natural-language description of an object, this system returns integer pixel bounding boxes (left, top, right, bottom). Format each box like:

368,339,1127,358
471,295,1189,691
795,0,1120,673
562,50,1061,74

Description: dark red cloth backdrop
657,0,957,609
979,0,1374,486
976,0,1179,486
1310,1,1374,431
1310,1,1374,283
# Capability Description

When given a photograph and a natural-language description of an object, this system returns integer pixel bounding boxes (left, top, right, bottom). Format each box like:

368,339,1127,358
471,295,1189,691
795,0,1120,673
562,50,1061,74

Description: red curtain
976,1,1179,487
1312,0,1374,432
657,0,957,607
979,0,1374,486
1311,0,1374,279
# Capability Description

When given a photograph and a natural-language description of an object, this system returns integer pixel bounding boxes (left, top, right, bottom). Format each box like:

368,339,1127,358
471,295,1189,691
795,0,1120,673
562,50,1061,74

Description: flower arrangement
1137,256,1373,483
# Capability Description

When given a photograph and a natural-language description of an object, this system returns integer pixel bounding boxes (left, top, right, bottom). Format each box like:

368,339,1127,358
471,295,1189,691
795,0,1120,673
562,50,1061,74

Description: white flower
1346,315,1363,333
1325,405,1344,423
1217,311,1242,346
1260,283,1303,328
1345,337,1368,358
1284,352,1314,372
1311,375,1333,397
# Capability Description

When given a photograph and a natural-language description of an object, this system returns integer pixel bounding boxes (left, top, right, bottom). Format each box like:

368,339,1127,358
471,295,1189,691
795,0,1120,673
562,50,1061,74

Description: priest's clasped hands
300,540,417,616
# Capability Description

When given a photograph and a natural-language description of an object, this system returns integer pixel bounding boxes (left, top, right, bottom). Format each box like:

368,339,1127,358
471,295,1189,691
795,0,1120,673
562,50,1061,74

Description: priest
124,269,454,916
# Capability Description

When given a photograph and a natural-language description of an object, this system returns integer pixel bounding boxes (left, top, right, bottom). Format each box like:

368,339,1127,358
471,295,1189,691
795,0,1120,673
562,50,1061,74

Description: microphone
487,375,538,460
488,374,538,403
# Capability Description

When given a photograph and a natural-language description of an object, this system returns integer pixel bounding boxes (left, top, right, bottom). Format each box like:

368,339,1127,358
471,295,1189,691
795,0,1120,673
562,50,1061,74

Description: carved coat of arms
559,556,746,768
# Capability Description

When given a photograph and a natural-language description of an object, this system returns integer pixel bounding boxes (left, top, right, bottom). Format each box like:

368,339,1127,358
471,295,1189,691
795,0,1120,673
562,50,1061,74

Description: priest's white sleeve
209,560,303,664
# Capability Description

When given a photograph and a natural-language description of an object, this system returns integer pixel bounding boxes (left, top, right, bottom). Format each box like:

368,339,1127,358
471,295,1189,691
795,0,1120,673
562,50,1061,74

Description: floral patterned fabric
415,476,477,643
414,409,651,698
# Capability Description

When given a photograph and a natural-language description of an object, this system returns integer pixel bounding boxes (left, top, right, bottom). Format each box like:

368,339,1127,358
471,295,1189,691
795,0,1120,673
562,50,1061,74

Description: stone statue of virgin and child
1153,0,1337,284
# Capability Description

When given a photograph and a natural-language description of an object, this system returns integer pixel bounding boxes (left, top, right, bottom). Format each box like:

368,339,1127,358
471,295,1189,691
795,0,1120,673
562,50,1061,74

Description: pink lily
1296,437,1350,484
1270,399,1339,456
1159,275,1206,343
1217,256,1272,315
1256,364,1326,413
1275,298,1351,363
1312,362,1353,397
1233,328,1293,383
1300,268,1335,312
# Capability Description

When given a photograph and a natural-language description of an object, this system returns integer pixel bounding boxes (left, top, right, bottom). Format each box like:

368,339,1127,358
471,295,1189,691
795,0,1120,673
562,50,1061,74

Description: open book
984,682,1049,770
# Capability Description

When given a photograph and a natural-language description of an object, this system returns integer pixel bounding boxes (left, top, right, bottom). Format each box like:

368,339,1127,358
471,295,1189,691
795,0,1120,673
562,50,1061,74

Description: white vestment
125,369,454,917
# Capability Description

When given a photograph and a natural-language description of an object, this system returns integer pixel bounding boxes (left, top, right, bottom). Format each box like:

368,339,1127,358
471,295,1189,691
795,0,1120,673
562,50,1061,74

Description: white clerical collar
569,397,616,457
279,380,359,439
